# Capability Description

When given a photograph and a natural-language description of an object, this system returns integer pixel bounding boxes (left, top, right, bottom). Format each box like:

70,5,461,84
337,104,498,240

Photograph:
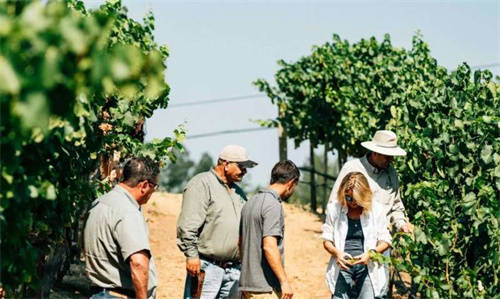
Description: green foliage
257,33,500,297
159,150,214,193
290,149,339,211
193,152,215,176
0,0,183,293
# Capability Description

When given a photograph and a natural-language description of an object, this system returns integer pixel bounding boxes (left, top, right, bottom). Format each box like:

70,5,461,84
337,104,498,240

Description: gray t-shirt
239,189,284,292
83,185,157,298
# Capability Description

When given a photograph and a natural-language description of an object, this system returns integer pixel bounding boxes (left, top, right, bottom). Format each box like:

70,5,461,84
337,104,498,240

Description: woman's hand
335,252,354,270
352,252,370,265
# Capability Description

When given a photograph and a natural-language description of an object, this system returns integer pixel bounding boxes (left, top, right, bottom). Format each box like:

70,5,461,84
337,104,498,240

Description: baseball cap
219,145,258,168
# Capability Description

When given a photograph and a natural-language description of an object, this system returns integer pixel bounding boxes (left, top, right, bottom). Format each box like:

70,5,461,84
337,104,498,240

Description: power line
169,94,266,108
470,62,500,70
186,127,273,139
169,62,498,110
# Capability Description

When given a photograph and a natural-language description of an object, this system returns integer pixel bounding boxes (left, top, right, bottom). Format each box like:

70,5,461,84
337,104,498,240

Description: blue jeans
333,264,376,299
183,259,241,299
90,290,121,299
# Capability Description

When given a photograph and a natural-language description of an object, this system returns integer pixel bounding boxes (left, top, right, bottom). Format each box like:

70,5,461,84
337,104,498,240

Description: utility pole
310,142,317,213
337,148,346,169
278,105,287,161
322,143,329,215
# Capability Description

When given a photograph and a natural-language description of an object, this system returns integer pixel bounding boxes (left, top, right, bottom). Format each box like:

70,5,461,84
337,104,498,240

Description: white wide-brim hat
361,130,407,156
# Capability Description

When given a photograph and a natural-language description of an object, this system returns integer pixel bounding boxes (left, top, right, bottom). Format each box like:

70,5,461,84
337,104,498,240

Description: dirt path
144,192,332,298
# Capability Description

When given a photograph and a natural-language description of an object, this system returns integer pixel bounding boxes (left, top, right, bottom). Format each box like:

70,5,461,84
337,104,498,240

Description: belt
90,286,136,298
199,254,240,269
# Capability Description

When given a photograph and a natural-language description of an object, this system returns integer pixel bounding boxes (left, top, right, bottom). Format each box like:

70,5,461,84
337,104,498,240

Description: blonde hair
337,172,372,213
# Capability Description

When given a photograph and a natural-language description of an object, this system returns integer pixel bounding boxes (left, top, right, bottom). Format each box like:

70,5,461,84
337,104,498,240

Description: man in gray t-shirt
239,161,300,299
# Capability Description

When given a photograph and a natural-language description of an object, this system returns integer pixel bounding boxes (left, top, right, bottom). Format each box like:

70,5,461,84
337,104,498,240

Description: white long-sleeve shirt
322,200,392,296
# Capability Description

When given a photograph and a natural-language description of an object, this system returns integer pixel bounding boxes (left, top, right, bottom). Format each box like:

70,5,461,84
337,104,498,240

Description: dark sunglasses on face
236,162,247,171
226,160,246,171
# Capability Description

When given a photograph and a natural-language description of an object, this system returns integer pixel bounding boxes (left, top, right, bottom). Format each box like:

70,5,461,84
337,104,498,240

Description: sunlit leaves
258,32,499,297
0,0,182,293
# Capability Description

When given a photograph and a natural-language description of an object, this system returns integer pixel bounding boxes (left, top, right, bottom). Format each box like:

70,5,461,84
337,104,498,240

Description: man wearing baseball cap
326,130,412,296
177,145,257,298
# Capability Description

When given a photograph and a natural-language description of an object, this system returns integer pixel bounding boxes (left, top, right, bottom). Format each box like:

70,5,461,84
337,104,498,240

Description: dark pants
333,264,377,299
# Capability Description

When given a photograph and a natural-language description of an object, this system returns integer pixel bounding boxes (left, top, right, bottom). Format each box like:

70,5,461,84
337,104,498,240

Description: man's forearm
390,191,407,228
130,251,150,299
263,237,288,284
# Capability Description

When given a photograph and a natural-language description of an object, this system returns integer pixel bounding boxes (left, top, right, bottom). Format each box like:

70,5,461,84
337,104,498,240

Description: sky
88,0,499,188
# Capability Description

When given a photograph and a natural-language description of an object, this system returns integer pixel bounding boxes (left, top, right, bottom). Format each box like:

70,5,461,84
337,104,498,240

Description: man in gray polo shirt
239,160,300,299
84,157,159,299
177,145,257,298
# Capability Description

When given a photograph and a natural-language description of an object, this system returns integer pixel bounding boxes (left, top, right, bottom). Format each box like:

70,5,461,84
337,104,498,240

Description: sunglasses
225,160,246,171
147,181,159,190
345,195,354,203
236,162,247,170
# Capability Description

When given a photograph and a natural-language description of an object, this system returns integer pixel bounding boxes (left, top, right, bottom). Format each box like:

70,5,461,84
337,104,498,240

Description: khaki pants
242,290,282,299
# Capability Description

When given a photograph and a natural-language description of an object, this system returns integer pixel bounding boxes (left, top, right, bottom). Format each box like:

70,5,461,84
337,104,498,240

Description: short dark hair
270,160,300,185
121,157,160,187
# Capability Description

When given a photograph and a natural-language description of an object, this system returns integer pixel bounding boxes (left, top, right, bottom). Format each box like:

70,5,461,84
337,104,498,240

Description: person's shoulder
339,157,364,173
326,200,342,211
244,191,265,206
265,190,280,201
248,191,280,208
192,170,213,181
370,200,386,216
99,189,138,213
186,171,212,186
325,201,342,220
261,192,281,209
345,157,364,168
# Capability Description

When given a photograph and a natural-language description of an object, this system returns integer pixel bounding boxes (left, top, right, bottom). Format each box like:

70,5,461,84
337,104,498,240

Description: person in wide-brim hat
327,129,411,232
322,129,412,298
361,130,407,157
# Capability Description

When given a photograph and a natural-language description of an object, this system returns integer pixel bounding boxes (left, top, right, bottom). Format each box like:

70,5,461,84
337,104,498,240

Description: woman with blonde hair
322,172,391,298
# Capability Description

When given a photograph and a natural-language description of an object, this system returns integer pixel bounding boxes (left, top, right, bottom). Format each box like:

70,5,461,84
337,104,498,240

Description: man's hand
334,251,354,270
280,280,293,299
399,222,414,233
352,252,370,265
186,257,201,276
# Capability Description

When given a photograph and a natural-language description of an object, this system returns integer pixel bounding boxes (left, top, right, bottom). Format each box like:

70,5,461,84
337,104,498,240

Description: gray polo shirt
239,189,284,293
83,185,157,298
177,169,247,261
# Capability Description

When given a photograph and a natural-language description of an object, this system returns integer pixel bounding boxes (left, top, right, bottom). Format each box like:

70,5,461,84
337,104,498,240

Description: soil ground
144,193,332,298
